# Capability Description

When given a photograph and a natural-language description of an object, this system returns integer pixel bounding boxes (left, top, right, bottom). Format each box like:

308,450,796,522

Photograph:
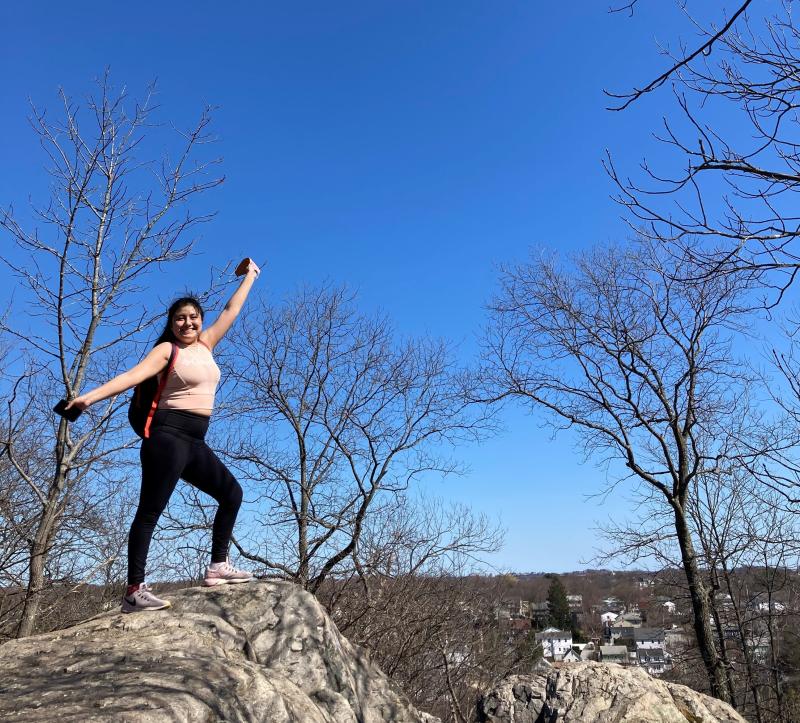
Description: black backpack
128,343,178,438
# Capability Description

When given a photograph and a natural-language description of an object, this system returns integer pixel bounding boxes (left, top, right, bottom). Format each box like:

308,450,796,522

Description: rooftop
600,645,628,656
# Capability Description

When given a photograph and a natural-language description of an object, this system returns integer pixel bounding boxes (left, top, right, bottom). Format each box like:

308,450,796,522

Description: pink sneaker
203,559,254,586
121,583,171,613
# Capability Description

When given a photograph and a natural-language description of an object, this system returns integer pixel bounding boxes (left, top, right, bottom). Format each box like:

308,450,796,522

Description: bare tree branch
607,1,754,111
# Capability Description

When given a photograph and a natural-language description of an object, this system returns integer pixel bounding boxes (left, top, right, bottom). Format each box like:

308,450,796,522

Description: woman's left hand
247,260,261,278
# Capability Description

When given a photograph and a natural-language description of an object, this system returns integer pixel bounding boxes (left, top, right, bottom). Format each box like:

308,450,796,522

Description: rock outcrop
0,581,439,722
477,662,747,723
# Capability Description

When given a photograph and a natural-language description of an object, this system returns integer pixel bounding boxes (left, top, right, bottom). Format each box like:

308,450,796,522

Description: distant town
493,569,787,680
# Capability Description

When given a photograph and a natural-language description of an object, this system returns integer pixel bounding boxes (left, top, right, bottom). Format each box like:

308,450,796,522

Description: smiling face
170,303,203,344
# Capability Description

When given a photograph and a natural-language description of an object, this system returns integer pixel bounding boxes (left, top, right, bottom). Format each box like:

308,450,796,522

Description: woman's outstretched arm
66,342,173,412
200,259,261,350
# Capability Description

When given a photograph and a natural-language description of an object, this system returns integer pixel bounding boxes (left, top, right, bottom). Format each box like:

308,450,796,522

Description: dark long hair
155,296,205,346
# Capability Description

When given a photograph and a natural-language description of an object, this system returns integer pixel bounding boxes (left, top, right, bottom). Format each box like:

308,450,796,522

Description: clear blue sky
0,2,711,572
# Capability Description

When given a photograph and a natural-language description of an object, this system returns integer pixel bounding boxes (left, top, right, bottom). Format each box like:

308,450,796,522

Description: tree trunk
674,505,731,703
298,485,309,588
708,592,738,708
764,581,787,722
16,499,60,638
718,562,764,722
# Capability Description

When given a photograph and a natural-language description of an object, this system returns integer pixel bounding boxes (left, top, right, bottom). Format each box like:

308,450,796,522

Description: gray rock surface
477,662,747,723
0,580,439,722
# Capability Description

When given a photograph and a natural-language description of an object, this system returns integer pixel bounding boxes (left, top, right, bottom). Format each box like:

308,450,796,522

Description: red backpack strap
143,343,179,439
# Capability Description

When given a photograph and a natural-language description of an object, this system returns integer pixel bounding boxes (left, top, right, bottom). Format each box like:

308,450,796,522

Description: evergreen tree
546,575,571,630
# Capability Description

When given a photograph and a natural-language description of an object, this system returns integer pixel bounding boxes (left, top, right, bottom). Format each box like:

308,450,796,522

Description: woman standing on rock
66,259,261,613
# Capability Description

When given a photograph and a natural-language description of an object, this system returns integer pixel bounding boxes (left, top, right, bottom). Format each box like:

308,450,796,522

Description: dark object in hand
53,399,82,422
235,258,253,276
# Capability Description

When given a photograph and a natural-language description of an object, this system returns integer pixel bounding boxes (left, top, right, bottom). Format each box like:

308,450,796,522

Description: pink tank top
157,341,221,412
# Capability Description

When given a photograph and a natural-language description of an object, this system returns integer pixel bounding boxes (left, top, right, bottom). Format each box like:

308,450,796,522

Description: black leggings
127,409,243,585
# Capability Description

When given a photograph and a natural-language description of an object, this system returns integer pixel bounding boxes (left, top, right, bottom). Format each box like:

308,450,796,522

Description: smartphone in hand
235,257,253,276
53,399,82,422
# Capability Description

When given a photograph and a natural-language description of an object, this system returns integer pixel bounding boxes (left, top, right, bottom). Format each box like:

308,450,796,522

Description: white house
567,594,583,611
600,611,617,625
662,600,677,615
535,629,574,661
756,600,786,615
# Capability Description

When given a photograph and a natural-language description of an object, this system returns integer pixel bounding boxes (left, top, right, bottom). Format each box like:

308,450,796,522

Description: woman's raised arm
200,259,261,350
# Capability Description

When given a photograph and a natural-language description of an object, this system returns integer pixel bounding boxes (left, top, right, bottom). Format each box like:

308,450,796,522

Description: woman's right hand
65,396,91,412
246,260,261,279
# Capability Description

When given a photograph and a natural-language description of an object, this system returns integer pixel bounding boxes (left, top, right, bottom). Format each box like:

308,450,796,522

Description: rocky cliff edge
0,580,439,722
477,663,747,723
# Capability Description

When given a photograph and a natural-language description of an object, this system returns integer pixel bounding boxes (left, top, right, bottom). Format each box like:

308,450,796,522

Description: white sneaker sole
121,600,171,614
202,576,254,587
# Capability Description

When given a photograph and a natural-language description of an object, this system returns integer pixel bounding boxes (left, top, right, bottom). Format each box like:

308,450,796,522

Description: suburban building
535,629,574,661
494,602,514,621
530,601,550,625
634,628,666,650
617,611,643,627
637,648,668,675
746,623,772,663
508,617,532,633
567,594,583,611
562,648,581,663
600,645,628,664
602,597,624,613
713,592,734,610
607,626,666,651
606,626,633,644
753,598,786,615
664,628,690,652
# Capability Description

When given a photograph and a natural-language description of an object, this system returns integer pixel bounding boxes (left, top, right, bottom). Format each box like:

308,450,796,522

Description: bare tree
220,286,491,593
680,463,800,723
605,9,800,708
607,1,800,297
595,386,800,720
317,494,528,723
607,2,753,111
483,237,755,703
0,73,222,637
